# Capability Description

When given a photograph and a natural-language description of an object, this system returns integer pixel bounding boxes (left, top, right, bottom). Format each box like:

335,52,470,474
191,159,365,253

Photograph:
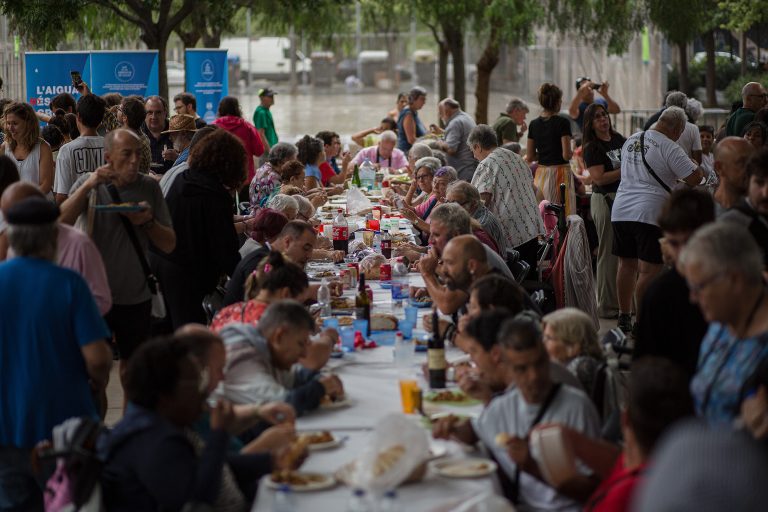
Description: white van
220,37,311,81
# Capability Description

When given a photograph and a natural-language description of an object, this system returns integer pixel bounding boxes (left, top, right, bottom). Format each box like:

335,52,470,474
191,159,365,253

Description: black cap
575,76,591,90
258,87,278,97
5,197,59,225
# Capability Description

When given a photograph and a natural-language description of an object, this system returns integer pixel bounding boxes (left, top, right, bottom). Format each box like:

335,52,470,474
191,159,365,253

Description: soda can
339,269,350,290
380,263,392,282
347,263,359,283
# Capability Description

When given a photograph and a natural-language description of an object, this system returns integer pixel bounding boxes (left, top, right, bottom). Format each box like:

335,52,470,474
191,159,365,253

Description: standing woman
2,102,54,196
212,96,265,189
526,83,576,215
397,86,428,155
582,102,625,319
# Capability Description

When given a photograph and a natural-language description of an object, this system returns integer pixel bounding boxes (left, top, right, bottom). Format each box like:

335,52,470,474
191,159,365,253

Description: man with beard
440,234,495,295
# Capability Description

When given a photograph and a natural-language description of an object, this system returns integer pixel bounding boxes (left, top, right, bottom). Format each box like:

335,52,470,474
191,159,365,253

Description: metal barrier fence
609,108,731,136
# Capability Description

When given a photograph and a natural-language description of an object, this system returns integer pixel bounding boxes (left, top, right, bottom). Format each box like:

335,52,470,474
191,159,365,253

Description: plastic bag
348,413,430,493
360,253,387,279
346,186,373,215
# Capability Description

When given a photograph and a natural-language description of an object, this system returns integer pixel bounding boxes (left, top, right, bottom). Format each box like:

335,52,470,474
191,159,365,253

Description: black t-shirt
222,246,270,306
528,114,572,166
582,133,626,194
634,267,708,381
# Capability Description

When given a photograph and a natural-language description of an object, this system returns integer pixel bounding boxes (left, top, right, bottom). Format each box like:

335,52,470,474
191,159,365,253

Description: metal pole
355,1,362,79
246,8,252,89
289,25,298,94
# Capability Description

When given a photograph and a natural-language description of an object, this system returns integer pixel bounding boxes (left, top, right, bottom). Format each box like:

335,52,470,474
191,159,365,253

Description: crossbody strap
639,131,671,193
106,184,157,293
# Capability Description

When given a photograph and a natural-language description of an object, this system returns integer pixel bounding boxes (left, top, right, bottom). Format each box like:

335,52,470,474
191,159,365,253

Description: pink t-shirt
56,224,113,315
351,145,408,170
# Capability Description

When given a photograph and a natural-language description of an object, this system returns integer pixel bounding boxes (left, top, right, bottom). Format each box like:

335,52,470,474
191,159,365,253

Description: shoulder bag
639,131,671,193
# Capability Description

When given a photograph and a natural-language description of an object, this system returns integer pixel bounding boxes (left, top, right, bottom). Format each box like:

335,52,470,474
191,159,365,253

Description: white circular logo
201,59,215,81
115,61,135,83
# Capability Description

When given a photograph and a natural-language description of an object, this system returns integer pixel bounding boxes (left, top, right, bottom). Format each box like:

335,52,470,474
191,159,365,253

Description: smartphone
70,70,83,88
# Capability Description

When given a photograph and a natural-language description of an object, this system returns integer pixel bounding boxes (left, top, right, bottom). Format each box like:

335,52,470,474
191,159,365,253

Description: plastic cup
405,306,418,326
399,379,419,414
340,326,356,351
398,320,414,339
353,319,368,335
323,317,339,330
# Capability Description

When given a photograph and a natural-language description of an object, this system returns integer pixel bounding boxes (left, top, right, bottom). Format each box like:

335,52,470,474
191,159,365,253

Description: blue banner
89,51,158,97
25,52,90,117
185,49,228,124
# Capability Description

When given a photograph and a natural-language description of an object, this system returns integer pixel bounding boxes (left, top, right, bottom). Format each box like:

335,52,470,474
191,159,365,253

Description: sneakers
617,313,633,334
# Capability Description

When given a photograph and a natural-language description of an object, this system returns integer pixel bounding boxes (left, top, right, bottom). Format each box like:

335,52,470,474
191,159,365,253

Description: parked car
167,60,185,87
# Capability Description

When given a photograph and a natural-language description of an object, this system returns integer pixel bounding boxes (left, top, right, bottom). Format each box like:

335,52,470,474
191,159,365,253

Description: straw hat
161,114,197,134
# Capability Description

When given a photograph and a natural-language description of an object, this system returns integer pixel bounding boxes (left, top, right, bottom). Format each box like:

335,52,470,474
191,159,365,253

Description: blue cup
353,319,368,335
340,326,356,351
405,306,418,326
323,317,340,330
399,320,414,339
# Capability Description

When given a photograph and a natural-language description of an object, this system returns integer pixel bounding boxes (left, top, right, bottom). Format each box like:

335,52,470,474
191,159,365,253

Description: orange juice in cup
399,379,419,414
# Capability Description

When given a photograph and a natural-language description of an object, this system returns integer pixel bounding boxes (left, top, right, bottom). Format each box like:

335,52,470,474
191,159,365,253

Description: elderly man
141,96,176,174
434,315,600,510
162,114,197,167
726,82,768,137
492,98,529,145
720,147,768,267
61,128,176,367
446,180,507,256
713,136,754,213
433,98,478,181
218,300,344,416
349,130,408,171
469,124,544,269
568,77,621,130
612,106,703,334
173,91,207,129
0,197,112,510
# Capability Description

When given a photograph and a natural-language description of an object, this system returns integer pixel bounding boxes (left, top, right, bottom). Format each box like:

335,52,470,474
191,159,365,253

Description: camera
591,82,602,90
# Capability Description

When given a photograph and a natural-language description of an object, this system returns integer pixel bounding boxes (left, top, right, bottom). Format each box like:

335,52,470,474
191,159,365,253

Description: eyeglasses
415,173,432,180
447,199,470,208
687,272,725,296
748,93,768,99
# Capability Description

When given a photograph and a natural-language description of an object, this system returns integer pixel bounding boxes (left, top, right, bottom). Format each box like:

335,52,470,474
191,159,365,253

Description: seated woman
267,194,299,220
249,142,298,211
211,251,309,332
99,339,235,511
404,156,440,207
316,130,351,186
279,160,326,209
240,208,289,258
297,134,342,194
402,166,457,241
542,307,605,393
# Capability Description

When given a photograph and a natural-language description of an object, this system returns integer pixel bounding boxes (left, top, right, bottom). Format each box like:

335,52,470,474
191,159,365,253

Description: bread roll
370,313,398,331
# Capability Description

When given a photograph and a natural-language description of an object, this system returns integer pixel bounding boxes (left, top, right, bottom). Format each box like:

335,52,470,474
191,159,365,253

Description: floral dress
249,163,281,212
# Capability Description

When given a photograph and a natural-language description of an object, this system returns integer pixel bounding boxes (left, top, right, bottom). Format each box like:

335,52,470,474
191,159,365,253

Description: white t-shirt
53,136,105,196
612,130,697,226
472,383,600,512
675,122,702,158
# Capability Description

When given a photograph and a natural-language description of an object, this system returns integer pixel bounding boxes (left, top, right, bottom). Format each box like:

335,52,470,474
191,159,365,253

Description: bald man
726,82,768,137
441,235,494,292
713,137,754,212
1,182,112,314
60,128,176,370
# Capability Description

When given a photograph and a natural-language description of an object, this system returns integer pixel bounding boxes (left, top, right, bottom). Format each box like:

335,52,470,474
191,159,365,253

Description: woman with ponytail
210,251,309,332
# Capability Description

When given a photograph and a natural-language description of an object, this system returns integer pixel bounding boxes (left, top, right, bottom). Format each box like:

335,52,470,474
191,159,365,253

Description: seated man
218,300,343,416
348,130,408,171
434,315,600,511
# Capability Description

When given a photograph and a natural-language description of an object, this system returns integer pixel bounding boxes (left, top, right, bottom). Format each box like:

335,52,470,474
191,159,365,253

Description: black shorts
105,300,152,360
611,221,663,264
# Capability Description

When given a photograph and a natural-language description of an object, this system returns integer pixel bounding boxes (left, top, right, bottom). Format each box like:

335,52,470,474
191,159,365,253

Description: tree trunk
703,30,717,106
444,25,465,108
157,37,169,101
741,31,748,76
178,29,200,50
202,31,222,49
474,27,500,124
678,42,689,95
438,42,449,100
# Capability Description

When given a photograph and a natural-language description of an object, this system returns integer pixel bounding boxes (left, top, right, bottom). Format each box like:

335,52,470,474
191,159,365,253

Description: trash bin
359,50,389,87
311,51,334,88
412,50,436,89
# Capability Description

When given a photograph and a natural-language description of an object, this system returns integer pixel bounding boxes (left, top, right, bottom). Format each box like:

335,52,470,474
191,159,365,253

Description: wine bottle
355,273,371,336
428,309,446,389
352,164,362,188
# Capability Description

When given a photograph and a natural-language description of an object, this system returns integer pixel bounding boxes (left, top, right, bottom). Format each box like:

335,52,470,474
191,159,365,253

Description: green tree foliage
718,0,768,32
176,1,242,49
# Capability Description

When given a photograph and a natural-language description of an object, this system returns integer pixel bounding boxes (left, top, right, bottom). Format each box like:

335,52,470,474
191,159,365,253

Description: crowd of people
0,73,767,512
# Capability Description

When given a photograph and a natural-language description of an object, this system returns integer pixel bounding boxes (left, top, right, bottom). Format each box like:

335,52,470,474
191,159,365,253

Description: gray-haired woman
249,142,298,210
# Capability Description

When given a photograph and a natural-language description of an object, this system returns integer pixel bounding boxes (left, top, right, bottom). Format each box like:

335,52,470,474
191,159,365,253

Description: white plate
303,435,341,451
266,472,336,492
319,397,353,410
427,443,448,460
431,458,497,478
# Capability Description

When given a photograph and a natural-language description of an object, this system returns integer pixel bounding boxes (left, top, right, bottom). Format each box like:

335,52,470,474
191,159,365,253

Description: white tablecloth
251,280,501,511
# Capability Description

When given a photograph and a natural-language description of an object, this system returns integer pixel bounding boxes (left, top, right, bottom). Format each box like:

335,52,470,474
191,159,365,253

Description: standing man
142,96,175,174
433,98,478,182
726,82,768,137
492,98,529,145
60,128,176,373
0,197,112,510
53,93,107,204
173,92,207,129
253,88,278,158
568,77,621,130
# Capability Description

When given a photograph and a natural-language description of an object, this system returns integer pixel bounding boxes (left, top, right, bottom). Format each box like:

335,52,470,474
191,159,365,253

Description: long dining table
251,275,503,511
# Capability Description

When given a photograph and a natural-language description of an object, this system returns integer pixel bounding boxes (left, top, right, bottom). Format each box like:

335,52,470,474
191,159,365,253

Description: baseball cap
575,77,591,90
258,88,278,97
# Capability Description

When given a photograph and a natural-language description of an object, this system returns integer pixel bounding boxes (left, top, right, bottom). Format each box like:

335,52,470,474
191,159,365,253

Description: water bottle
391,258,408,308
318,278,332,317
379,490,399,512
346,488,371,512
333,209,349,254
372,231,382,254
273,484,295,512
359,158,376,189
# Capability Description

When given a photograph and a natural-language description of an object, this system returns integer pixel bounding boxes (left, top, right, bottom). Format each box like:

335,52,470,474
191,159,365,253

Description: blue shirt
173,146,190,167
397,106,426,154
575,98,608,129
305,163,322,181
690,322,768,426
0,258,110,448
